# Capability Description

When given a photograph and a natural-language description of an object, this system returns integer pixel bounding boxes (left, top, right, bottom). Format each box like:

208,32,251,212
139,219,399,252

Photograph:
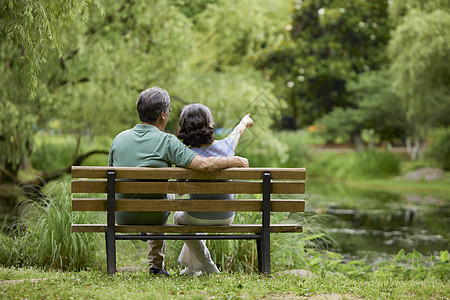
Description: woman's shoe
180,267,201,276
204,263,220,274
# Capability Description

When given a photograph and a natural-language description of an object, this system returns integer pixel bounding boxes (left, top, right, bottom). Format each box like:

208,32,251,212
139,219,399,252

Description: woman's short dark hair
177,103,215,147
136,87,170,123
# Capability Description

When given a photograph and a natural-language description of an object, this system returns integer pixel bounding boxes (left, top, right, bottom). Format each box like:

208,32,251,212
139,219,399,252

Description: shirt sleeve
166,135,197,168
108,140,115,166
223,135,237,156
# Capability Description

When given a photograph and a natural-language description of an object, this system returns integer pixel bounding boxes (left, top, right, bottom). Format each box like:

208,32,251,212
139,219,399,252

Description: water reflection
306,179,450,263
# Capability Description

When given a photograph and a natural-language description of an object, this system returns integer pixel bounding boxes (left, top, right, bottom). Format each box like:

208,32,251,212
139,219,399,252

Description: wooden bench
71,166,306,275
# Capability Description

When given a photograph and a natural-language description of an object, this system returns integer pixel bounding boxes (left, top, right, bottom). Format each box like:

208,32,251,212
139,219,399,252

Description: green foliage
30,135,78,172
2,0,291,179
316,70,408,144
191,0,290,68
255,0,391,126
374,249,450,280
388,4,450,131
0,1,102,177
29,134,110,171
0,183,103,271
276,131,312,168
0,0,103,99
237,134,289,167
167,67,281,133
0,42,39,177
427,128,450,171
389,0,450,25
235,130,311,168
308,150,400,180
305,249,450,280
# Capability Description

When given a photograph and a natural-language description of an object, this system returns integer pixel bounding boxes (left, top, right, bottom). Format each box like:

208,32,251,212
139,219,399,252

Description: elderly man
108,87,248,276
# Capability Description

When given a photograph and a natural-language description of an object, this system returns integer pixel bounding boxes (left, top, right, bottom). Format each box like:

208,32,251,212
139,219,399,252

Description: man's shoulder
113,128,133,139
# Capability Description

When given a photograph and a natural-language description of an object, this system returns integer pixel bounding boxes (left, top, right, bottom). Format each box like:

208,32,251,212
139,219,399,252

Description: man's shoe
149,267,171,276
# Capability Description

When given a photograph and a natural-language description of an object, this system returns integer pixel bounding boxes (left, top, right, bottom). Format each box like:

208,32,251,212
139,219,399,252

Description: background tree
0,0,103,99
315,70,407,148
0,0,291,197
0,0,102,186
254,0,391,129
388,0,450,159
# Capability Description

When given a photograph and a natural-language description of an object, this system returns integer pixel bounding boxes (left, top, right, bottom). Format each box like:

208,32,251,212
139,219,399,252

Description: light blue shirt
187,136,236,220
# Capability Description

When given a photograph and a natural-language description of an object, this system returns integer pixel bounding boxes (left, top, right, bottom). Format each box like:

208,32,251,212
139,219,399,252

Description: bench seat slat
72,166,306,180
71,180,305,194
71,224,303,234
72,198,305,212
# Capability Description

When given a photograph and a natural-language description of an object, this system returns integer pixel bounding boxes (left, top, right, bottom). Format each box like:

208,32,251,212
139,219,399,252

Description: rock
404,168,445,181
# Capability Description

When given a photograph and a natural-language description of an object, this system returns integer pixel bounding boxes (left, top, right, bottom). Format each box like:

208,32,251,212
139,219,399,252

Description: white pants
173,211,234,272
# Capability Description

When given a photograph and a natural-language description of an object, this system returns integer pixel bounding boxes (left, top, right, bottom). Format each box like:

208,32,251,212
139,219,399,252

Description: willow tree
0,0,103,99
0,0,102,200
1,0,291,193
388,0,450,159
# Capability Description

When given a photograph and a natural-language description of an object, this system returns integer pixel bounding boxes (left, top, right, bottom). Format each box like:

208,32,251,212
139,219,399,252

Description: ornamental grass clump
0,183,103,271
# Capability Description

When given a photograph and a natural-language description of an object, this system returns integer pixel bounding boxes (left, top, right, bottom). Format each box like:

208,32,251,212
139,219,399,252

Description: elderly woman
174,103,253,275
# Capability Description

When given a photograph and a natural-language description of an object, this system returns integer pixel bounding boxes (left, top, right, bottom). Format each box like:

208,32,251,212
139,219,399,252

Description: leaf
412,251,422,261
441,250,449,262
396,249,405,261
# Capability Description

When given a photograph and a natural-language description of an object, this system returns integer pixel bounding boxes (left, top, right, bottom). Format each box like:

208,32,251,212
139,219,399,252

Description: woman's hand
242,114,253,128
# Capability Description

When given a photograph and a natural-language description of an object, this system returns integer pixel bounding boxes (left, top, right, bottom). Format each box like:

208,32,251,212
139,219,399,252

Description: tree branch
18,150,109,198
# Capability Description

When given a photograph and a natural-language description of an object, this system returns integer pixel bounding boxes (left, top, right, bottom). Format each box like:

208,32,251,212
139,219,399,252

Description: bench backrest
71,166,306,213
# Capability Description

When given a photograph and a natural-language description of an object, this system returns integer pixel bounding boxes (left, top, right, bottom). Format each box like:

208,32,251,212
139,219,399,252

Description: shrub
236,133,289,167
276,130,312,168
427,128,450,171
352,150,400,179
235,130,310,168
308,150,400,180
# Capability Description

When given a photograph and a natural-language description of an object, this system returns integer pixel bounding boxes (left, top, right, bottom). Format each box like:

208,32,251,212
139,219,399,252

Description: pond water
305,179,450,264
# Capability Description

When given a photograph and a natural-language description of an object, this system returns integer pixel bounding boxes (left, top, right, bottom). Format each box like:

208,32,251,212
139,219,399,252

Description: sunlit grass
0,267,448,300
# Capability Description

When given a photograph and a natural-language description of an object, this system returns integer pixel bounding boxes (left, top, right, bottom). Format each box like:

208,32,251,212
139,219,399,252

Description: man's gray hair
136,87,171,123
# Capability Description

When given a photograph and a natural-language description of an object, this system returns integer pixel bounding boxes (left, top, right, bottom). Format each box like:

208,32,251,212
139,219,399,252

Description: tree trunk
405,137,425,160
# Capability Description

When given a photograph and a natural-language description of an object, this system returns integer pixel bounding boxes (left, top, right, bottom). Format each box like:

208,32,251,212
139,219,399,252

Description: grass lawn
309,175,450,198
1,267,449,299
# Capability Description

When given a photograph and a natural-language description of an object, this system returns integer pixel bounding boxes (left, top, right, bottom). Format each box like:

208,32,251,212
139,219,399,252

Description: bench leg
257,238,270,275
106,170,116,275
258,172,271,275
256,240,263,273
106,233,116,275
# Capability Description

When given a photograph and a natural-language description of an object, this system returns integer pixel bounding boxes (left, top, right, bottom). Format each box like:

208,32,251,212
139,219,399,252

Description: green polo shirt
108,124,197,225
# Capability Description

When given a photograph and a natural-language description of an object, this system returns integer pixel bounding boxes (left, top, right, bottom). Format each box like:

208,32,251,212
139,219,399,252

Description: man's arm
227,114,253,149
188,155,249,172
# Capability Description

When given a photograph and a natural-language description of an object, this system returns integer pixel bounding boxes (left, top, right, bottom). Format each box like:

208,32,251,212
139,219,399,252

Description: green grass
309,173,450,198
0,267,448,299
